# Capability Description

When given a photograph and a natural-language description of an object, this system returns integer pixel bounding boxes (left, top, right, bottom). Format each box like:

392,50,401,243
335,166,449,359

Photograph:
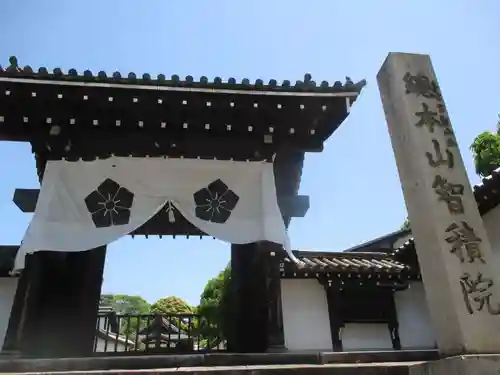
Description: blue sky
0,0,498,305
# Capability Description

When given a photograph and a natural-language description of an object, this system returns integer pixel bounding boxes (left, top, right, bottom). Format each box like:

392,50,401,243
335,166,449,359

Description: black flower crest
193,179,239,224
84,178,135,228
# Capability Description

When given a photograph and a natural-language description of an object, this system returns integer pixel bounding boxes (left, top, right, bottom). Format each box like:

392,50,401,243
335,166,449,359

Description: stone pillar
377,52,500,355
230,243,268,352
19,247,106,357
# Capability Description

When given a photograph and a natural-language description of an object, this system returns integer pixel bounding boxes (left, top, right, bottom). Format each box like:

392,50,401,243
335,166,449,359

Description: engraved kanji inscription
437,104,450,126
446,137,458,147
426,139,454,168
460,273,500,315
445,222,484,263
403,72,442,100
414,103,443,133
436,104,459,148
432,175,464,214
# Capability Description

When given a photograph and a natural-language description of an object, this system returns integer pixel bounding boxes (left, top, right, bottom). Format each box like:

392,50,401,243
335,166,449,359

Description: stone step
0,350,438,373
1,362,422,375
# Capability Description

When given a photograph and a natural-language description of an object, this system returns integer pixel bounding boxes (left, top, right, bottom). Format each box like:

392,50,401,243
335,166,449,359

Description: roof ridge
1,56,366,94
473,166,500,189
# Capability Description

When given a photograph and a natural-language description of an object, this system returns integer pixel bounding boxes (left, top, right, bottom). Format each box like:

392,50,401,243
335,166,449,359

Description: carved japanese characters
404,72,499,316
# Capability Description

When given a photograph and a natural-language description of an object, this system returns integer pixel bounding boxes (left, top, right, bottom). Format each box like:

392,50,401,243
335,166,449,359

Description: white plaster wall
341,323,393,351
0,278,18,348
394,282,435,349
281,279,332,351
97,315,111,331
483,205,500,267
95,336,129,352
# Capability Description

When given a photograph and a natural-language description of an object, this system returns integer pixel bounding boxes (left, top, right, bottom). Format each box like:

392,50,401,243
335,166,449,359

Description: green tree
198,266,232,349
470,116,500,177
150,296,196,337
401,217,410,230
150,296,194,315
100,294,151,339
101,294,150,314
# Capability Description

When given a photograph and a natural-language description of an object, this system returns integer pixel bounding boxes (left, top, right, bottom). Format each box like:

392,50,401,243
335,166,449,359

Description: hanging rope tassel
166,201,176,223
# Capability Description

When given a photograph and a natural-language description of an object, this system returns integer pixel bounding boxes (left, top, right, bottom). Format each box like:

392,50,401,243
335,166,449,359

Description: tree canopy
100,294,151,339
198,266,232,348
401,218,410,230
100,294,150,314
470,119,500,178
150,296,194,315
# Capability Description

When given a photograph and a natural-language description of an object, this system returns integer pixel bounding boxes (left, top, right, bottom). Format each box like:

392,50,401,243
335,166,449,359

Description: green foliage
101,294,150,314
100,294,151,339
470,126,500,177
120,315,150,340
198,266,232,348
150,296,194,315
149,296,196,335
401,218,410,230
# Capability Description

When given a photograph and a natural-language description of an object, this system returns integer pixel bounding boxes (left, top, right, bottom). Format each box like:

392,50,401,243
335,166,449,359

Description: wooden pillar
265,244,286,351
2,266,29,352
387,293,401,350
320,280,343,351
18,247,106,357
230,243,268,353
227,150,303,352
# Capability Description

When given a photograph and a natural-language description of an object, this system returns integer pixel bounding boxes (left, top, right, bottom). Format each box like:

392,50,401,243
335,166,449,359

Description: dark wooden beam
28,129,323,162
0,245,18,276
320,283,343,352
2,264,28,351
265,243,286,351
388,293,401,350
230,242,268,352
13,188,309,218
0,75,355,149
13,189,38,213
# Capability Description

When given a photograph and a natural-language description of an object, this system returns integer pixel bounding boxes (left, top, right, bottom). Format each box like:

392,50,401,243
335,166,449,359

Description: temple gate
0,56,364,358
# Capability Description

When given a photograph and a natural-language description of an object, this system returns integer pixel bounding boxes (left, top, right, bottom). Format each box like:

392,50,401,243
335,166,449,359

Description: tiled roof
98,305,114,314
395,239,415,252
473,166,500,215
95,329,136,347
473,166,500,189
342,228,411,253
138,317,185,336
282,251,410,274
394,167,500,257
0,56,366,95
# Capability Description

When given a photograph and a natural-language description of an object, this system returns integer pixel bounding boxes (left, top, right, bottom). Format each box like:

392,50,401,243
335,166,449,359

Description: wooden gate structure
0,56,364,358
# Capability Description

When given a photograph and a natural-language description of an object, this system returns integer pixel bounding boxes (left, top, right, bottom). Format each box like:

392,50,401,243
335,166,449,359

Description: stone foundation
2,363,420,375
0,350,437,373
409,354,500,375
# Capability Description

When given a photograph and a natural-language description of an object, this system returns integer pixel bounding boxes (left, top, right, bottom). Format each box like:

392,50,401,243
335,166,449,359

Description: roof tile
283,251,409,275
395,167,500,256
1,56,366,94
